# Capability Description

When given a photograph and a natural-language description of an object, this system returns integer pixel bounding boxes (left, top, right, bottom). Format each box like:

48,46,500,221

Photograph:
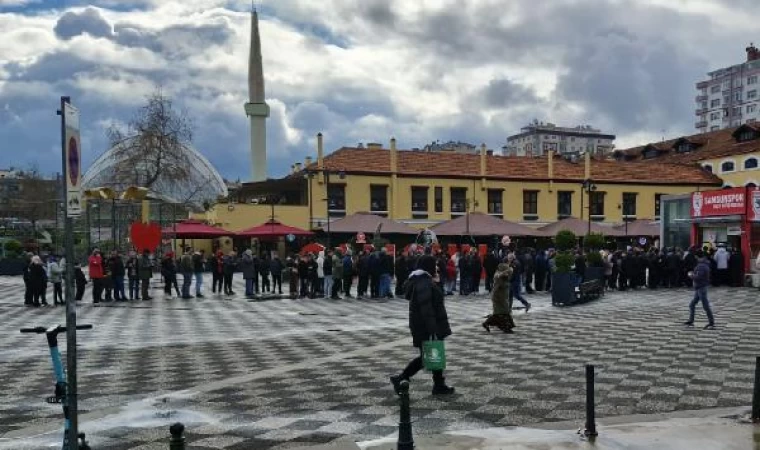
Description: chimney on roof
367,143,383,149
390,137,398,173
480,143,487,176
317,132,324,169
290,164,296,174
547,150,555,192
747,43,760,62
294,162,302,172
584,151,591,180
304,156,312,167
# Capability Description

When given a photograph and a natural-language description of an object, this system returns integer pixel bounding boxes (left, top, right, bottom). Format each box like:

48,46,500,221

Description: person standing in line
458,250,470,296
713,244,730,287
110,250,126,301
507,253,531,312
483,250,498,293
378,248,392,298
332,249,344,299
298,253,310,298
684,250,716,330
287,255,299,299
162,252,180,299
74,263,87,301
138,249,154,300
23,252,33,306
260,253,272,293
390,255,454,395
534,250,548,292
308,253,319,298
126,251,139,300
88,248,104,303
49,256,64,305
222,251,237,295
445,256,457,295
241,249,256,298
271,253,283,295
470,248,482,296
193,250,206,298
394,252,408,297
356,251,370,299
179,248,193,299
29,255,47,307
482,263,515,333
522,249,535,294
323,250,333,298
316,251,325,297
369,250,381,298
212,250,224,294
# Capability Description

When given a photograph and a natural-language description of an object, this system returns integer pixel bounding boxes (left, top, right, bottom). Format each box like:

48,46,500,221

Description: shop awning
539,217,622,237
327,213,419,235
237,220,314,238
431,212,546,237
162,220,233,239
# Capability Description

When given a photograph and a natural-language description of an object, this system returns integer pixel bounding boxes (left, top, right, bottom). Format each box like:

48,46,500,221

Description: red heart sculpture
130,222,162,252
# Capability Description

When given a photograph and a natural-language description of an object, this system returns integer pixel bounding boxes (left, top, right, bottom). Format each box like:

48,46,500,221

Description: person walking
241,249,256,298
222,251,237,295
29,255,47,307
323,250,333,298
482,263,515,333
162,252,181,299
88,248,105,304
193,250,206,298
74,263,87,301
138,249,154,300
332,250,344,299
684,250,715,330
271,254,283,294
507,253,531,312
179,249,193,299
390,255,454,395
126,251,139,300
49,256,64,305
110,250,126,301
212,250,224,294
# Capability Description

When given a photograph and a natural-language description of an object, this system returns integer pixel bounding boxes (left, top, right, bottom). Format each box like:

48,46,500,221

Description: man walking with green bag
390,255,454,395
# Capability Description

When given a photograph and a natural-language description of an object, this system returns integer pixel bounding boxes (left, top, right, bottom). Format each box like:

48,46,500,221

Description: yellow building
615,123,760,188
203,134,721,234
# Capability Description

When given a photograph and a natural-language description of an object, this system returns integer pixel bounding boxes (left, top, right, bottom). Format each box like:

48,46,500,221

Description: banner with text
691,187,746,218
64,103,82,218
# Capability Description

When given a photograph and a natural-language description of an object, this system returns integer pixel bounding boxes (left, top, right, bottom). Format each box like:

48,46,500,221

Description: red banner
749,188,760,222
691,187,746,218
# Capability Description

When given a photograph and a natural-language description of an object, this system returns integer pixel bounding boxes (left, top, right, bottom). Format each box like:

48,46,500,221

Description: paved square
1,275,758,449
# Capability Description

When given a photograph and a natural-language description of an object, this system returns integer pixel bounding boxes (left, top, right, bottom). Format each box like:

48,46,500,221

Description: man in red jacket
88,248,104,303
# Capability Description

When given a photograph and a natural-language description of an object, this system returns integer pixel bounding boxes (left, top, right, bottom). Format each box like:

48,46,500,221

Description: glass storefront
661,195,691,250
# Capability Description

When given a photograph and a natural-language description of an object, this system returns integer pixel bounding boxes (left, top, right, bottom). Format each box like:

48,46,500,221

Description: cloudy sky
0,0,756,181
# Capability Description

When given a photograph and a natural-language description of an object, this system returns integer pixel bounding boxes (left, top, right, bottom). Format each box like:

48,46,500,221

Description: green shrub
4,239,22,254
586,251,604,267
584,232,606,251
554,230,577,252
554,252,574,273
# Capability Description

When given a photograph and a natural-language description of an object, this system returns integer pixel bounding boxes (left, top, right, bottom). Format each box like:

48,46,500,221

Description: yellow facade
699,151,760,188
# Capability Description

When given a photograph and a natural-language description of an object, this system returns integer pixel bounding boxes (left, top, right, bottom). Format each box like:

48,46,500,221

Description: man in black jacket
483,251,498,293
390,255,454,395
394,253,408,297
470,249,482,295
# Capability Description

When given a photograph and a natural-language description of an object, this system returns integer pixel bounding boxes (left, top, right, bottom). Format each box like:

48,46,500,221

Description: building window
411,186,429,218
748,104,757,114
654,193,663,219
750,76,758,85
733,106,742,116
487,189,503,215
676,142,693,153
557,191,572,218
523,190,538,220
622,192,637,217
434,187,443,213
721,161,735,172
749,90,758,100
739,130,758,142
370,185,388,214
710,99,720,108
745,158,759,170
450,188,467,216
703,163,713,173
710,126,720,131
589,191,605,217
710,112,720,120
735,91,742,102
327,184,346,217
642,148,660,159
711,85,720,93
748,182,758,188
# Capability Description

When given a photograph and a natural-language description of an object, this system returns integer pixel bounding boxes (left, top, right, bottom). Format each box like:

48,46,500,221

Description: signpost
59,97,80,450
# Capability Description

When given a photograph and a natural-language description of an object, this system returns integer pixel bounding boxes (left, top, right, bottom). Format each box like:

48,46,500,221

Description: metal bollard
752,357,760,422
169,422,186,450
584,364,598,438
397,380,414,450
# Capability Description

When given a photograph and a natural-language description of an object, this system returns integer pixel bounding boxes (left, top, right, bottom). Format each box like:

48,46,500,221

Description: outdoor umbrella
237,220,313,239
431,212,545,237
539,217,622,237
161,219,233,239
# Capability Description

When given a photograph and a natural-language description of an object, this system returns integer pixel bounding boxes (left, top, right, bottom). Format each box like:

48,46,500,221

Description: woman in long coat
482,263,515,333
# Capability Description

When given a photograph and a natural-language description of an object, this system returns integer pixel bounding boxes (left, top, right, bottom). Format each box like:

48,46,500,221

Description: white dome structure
82,140,228,210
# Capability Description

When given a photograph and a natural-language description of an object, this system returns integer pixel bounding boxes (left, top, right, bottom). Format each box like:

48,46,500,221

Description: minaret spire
245,2,269,182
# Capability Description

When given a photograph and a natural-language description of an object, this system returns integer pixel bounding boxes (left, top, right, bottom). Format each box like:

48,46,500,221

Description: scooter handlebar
20,325,93,334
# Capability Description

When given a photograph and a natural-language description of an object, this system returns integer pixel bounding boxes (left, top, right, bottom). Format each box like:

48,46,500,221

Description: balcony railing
696,81,709,89
695,108,707,116
695,121,707,128
695,95,707,102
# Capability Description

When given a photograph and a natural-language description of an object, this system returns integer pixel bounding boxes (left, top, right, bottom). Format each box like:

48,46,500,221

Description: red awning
237,220,314,238
162,220,233,239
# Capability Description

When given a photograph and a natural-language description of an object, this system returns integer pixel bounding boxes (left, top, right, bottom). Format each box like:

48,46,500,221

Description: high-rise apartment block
503,121,615,157
695,44,760,133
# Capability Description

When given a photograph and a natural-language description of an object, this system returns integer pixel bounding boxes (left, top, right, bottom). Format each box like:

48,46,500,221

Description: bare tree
3,165,59,229
106,88,194,190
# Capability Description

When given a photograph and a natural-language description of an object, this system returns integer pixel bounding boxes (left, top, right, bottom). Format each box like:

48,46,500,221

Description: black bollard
397,380,414,450
584,364,598,438
169,422,186,450
752,357,760,422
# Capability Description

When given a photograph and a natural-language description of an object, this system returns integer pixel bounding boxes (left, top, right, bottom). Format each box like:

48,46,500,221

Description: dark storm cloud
54,6,113,40
476,78,541,108
112,21,234,57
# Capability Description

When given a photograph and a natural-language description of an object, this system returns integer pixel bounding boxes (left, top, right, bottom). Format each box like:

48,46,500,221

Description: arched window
744,157,759,170
721,161,736,173
747,182,758,188
703,164,713,173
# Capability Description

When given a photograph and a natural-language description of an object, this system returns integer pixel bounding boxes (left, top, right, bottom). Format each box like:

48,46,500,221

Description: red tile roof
615,124,760,164
307,147,721,186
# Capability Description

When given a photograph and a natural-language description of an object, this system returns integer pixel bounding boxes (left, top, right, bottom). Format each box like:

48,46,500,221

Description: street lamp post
582,179,597,236
322,170,346,250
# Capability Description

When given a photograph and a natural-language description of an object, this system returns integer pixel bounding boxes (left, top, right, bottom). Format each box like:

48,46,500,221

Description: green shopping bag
422,339,446,371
